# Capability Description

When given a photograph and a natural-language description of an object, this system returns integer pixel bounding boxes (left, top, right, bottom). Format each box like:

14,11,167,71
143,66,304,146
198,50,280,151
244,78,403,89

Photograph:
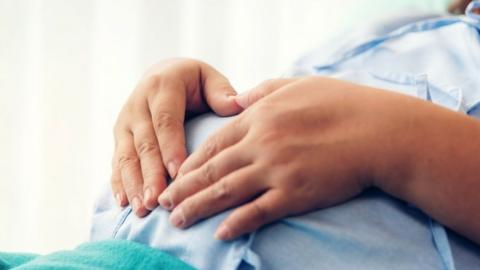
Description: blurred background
0,0,449,253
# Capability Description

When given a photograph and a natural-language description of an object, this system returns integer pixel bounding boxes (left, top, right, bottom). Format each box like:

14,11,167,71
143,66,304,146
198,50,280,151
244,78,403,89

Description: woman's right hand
111,58,242,217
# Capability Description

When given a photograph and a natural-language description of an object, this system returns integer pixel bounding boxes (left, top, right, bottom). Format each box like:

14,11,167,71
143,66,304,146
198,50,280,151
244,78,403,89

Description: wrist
372,94,477,203
369,93,432,198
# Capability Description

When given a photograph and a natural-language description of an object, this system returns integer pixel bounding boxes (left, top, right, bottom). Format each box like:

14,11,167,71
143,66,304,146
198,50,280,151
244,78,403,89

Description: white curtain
0,0,447,253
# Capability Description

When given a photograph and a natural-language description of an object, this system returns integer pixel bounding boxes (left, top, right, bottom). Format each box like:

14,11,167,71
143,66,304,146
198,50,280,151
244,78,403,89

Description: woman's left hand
157,76,421,240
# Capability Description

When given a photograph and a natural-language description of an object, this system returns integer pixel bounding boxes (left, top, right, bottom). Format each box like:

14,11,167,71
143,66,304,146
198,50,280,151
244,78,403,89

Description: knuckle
113,123,129,143
136,141,157,156
113,122,122,135
254,131,284,155
257,130,281,145
142,74,166,92
250,112,285,135
248,103,275,119
212,180,231,201
202,138,218,159
117,154,139,170
264,144,298,166
251,201,269,223
216,82,234,93
230,116,245,131
142,74,183,98
124,186,139,198
153,111,181,132
198,163,216,186
142,167,165,181
110,174,121,185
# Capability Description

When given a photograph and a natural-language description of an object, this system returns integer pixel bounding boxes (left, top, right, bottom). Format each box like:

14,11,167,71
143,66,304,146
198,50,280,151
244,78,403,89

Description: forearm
377,99,480,244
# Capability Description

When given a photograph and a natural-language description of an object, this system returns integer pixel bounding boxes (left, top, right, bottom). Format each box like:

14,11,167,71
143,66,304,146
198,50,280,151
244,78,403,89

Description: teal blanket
0,240,194,270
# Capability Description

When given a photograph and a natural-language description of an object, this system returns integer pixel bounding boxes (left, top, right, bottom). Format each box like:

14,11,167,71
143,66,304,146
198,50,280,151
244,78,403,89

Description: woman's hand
112,58,242,216
158,76,480,244
158,76,422,240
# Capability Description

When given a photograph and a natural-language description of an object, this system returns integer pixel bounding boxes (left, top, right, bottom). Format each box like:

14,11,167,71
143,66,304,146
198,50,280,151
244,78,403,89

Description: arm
376,100,480,244
158,76,480,244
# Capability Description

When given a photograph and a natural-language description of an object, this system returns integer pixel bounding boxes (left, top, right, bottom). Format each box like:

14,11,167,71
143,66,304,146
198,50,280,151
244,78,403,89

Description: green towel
0,240,195,270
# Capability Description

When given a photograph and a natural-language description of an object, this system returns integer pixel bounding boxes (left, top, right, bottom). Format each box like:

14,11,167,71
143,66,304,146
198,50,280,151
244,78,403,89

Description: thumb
234,78,297,109
201,64,243,116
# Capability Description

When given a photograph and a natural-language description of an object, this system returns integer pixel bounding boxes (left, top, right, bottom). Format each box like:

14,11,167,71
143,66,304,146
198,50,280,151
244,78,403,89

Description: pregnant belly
91,113,452,270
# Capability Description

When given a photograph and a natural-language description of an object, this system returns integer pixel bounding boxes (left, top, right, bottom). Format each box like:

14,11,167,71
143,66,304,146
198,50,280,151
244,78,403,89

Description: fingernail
234,93,249,109
167,161,178,178
158,193,173,210
115,193,123,207
144,187,152,204
131,196,142,213
170,208,185,228
226,92,237,100
214,224,231,240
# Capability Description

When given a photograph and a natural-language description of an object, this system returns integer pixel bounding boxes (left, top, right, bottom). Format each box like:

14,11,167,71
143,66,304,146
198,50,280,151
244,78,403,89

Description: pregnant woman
93,2,480,269
2,1,479,269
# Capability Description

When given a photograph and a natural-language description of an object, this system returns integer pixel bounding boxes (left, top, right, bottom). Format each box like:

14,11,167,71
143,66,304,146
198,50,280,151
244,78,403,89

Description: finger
215,190,289,240
200,63,243,116
159,142,251,210
132,121,168,210
116,131,149,217
111,154,127,207
235,78,298,109
168,165,266,229
176,116,248,177
146,77,188,179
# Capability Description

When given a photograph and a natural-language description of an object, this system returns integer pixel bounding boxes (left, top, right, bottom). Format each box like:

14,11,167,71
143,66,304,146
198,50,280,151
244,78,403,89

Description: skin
157,77,480,243
111,0,479,244
449,0,475,14
112,58,242,216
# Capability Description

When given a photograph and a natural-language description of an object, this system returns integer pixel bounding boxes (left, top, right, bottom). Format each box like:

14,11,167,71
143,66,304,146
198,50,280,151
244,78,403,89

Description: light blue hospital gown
91,3,480,270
